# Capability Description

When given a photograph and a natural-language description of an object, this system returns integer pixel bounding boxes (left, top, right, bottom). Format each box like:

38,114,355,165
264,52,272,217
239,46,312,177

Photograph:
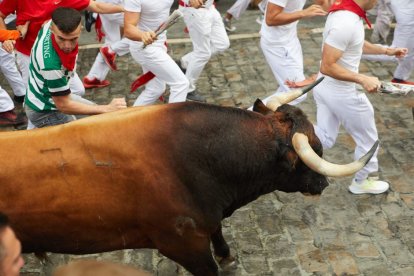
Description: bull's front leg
211,223,237,270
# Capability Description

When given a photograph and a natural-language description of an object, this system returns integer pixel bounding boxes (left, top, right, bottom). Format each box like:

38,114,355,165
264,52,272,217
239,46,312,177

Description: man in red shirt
0,0,124,95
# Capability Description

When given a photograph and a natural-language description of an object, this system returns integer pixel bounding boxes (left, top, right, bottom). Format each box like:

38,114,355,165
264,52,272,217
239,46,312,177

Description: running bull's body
0,97,377,275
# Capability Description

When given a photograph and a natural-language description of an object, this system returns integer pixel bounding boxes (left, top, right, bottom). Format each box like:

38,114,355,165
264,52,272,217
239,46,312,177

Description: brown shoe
0,110,27,126
82,77,111,89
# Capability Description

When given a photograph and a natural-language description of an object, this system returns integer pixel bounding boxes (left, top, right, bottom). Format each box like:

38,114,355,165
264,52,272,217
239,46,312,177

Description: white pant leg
372,0,394,42
0,48,25,97
16,51,31,88
390,4,414,80
313,82,379,181
133,67,166,106
259,37,306,105
227,0,251,19
111,38,131,56
86,13,124,81
70,72,85,96
0,85,14,112
181,7,229,92
130,41,189,105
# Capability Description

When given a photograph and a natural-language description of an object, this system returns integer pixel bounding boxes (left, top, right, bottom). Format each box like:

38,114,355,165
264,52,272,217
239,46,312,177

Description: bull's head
253,78,379,194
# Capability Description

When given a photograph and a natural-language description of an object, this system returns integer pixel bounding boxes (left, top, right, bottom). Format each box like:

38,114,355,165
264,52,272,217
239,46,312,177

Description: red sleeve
0,0,17,18
60,0,90,11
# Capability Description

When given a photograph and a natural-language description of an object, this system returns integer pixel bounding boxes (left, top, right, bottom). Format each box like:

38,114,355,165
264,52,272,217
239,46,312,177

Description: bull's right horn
292,132,379,177
267,77,325,111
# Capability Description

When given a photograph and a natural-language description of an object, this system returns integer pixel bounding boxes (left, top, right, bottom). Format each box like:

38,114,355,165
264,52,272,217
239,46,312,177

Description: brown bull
0,82,377,275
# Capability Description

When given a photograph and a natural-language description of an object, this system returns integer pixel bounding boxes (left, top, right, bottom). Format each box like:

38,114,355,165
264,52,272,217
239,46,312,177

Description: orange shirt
0,29,19,41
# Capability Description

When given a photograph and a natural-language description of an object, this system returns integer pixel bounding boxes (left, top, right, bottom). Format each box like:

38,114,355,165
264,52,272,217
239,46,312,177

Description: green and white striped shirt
25,20,74,112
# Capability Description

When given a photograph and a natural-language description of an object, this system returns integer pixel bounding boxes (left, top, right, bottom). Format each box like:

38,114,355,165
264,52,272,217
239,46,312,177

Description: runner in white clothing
363,0,414,85
124,0,189,106
178,0,230,102
83,0,131,89
313,0,407,194
255,0,327,108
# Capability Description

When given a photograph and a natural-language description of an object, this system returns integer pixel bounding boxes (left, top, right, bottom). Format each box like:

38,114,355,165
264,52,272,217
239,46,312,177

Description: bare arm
52,95,126,115
320,43,380,93
363,40,408,57
265,2,327,27
87,0,125,14
124,11,156,45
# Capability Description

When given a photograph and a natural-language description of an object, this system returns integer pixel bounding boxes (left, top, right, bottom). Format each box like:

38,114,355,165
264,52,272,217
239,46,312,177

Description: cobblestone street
1,1,414,275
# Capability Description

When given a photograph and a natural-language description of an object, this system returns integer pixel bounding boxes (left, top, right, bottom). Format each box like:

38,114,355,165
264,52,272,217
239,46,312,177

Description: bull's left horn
292,132,379,177
267,77,325,111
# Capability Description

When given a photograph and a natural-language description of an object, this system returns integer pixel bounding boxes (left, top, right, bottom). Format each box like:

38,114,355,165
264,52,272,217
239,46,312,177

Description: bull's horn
267,77,325,111
292,132,379,177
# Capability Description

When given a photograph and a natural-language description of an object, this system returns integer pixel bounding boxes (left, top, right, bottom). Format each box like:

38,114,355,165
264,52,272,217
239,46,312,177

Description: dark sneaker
223,17,236,32
83,77,111,89
175,60,186,74
13,95,25,104
186,91,206,103
391,78,414,85
0,110,27,126
100,46,117,71
84,11,96,32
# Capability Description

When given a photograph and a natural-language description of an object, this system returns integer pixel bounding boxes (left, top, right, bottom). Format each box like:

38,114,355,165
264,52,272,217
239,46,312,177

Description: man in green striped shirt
24,7,126,128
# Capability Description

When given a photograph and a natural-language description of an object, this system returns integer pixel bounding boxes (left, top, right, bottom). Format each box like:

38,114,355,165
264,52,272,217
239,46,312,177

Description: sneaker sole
348,187,389,195
83,83,111,89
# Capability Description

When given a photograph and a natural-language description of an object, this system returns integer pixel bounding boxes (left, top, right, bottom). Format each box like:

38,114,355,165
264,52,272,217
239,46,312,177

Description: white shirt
124,0,173,41
321,10,365,89
260,0,306,45
390,0,414,26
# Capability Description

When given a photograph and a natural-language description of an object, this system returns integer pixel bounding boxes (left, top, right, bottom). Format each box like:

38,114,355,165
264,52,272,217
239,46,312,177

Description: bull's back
0,104,207,253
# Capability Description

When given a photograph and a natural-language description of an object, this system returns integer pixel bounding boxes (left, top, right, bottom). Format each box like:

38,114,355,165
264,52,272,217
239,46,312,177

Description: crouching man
24,7,126,128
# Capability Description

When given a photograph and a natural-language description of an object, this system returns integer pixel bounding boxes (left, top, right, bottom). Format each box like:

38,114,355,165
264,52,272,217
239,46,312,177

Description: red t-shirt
0,0,89,56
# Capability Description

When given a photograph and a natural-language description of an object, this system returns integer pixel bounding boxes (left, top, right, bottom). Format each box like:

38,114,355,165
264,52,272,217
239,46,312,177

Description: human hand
107,98,127,112
16,21,30,40
360,75,381,93
301,5,327,18
285,74,318,88
142,31,156,46
2,40,15,53
386,47,408,58
189,0,204,9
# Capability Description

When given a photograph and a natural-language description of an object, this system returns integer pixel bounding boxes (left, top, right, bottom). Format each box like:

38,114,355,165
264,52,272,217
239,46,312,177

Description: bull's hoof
215,255,237,271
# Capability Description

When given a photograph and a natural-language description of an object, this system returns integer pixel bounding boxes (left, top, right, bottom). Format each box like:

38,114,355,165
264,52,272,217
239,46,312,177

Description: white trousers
313,80,379,181
17,51,85,96
180,6,230,93
0,85,14,112
227,0,251,19
86,12,130,81
0,47,25,112
371,0,393,43
0,48,25,97
258,37,306,106
364,5,414,80
130,40,189,106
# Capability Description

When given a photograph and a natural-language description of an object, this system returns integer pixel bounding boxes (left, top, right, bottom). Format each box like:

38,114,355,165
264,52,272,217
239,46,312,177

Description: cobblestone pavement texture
1,1,414,275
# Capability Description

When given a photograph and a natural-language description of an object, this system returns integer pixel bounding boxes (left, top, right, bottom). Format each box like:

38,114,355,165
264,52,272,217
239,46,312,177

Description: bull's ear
253,99,273,115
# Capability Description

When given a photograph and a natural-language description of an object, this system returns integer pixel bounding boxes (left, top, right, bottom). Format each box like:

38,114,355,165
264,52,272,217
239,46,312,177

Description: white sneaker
348,177,389,194
223,17,236,32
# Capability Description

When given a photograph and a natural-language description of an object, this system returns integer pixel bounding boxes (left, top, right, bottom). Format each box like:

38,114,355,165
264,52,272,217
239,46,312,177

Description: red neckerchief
95,15,105,42
329,0,371,28
51,33,78,71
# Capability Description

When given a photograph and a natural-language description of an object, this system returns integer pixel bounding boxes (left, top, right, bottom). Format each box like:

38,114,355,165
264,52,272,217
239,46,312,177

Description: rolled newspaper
142,9,183,49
